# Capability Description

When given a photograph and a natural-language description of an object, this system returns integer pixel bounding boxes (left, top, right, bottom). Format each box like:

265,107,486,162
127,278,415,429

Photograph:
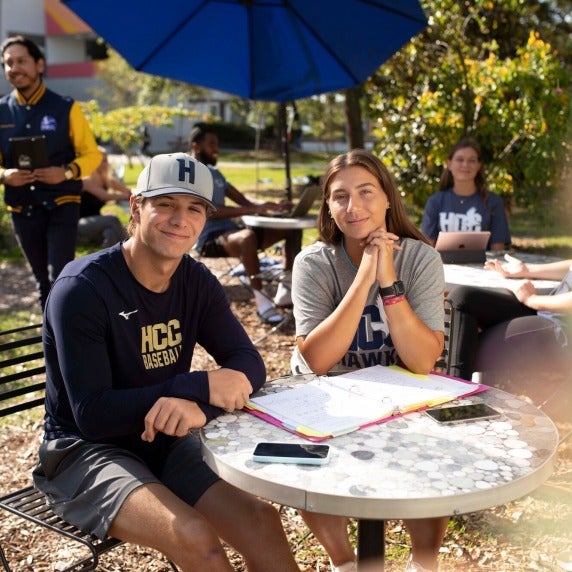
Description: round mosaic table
201,374,559,563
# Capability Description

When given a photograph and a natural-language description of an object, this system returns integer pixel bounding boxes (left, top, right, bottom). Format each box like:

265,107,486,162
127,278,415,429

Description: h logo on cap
134,152,216,210
177,158,195,184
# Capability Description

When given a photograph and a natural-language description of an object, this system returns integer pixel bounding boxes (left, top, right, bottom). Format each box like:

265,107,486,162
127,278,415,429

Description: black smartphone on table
252,442,330,465
424,403,501,424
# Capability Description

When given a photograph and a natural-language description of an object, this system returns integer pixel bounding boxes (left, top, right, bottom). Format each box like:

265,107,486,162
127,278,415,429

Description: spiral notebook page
249,380,397,436
246,365,487,439
326,366,477,407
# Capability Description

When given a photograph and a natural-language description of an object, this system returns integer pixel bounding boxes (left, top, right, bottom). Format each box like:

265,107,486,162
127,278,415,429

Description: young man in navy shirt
33,153,300,571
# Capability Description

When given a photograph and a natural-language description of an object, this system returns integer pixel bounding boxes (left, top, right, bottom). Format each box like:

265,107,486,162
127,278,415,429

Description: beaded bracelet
382,294,406,306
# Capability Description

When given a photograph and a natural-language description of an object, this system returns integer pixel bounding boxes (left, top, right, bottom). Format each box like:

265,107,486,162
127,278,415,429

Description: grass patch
508,207,572,257
0,308,43,333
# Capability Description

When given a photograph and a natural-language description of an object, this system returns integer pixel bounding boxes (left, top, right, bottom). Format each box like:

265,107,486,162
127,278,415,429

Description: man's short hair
188,123,218,149
1,35,45,63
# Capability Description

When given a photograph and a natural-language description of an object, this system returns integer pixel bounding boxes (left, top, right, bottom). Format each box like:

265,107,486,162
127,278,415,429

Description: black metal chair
434,298,456,376
0,324,179,571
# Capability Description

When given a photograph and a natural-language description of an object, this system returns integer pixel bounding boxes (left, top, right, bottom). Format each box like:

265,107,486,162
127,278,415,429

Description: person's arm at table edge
523,259,572,280
187,282,266,420
518,290,572,313
207,181,289,219
297,270,372,375
486,256,571,281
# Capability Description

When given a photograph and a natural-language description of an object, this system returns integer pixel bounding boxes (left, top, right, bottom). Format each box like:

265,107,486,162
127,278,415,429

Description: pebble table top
201,375,559,520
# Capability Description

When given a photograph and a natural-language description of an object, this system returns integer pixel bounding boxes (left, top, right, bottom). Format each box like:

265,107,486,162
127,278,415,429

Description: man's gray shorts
32,433,220,539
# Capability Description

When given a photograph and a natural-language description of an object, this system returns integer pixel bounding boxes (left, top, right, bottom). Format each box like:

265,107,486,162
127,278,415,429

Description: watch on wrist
64,165,74,180
379,280,405,298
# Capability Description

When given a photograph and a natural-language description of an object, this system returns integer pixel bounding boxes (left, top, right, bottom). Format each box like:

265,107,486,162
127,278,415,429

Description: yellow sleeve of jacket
67,101,102,179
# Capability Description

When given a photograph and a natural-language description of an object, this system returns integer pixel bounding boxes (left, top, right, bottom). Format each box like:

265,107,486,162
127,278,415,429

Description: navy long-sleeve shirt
43,243,265,442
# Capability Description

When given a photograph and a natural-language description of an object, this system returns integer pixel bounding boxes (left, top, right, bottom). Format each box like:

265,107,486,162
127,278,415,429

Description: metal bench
0,323,178,571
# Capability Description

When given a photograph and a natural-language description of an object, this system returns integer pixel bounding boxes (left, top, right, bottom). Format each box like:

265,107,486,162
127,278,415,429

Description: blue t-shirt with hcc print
42,243,265,441
421,188,511,248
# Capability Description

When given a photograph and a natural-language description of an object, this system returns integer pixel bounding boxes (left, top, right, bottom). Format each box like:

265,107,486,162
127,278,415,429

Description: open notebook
245,365,487,441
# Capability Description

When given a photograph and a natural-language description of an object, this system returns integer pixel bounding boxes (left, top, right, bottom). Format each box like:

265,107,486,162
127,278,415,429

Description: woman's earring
387,203,391,209
328,210,333,218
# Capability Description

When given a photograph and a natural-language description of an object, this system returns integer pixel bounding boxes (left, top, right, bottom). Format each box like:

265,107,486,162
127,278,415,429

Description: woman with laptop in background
421,138,511,251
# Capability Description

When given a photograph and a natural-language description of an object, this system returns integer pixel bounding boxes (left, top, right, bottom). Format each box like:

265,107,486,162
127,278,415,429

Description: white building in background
0,0,234,153
0,0,106,101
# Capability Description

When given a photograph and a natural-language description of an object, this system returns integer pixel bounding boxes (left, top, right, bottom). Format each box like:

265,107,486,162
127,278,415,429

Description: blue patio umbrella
64,0,427,191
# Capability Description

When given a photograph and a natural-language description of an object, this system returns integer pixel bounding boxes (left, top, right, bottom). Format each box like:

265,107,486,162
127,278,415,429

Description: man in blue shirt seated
190,124,297,325
33,152,301,572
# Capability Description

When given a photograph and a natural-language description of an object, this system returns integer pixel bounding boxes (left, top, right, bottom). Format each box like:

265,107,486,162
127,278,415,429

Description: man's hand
32,166,69,184
275,199,294,212
255,200,294,215
208,368,252,412
2,168,35,187
141,397,206,442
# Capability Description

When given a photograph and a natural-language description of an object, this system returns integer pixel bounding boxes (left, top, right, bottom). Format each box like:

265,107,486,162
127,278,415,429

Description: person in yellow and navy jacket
0,35,101,310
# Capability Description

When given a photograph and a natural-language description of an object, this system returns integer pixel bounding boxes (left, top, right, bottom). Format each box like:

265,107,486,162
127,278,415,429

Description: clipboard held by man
9,135,50,170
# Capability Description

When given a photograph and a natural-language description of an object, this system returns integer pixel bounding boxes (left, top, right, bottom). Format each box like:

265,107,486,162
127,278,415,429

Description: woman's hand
485,253,528,278
512,279,537,305
358,240,379,286
363,228,402,287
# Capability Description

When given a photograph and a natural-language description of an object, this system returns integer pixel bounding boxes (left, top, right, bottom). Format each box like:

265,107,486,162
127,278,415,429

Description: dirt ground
0,258,571,571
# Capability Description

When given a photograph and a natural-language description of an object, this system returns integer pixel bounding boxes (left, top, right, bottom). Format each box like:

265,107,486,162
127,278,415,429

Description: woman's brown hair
318,149,429,245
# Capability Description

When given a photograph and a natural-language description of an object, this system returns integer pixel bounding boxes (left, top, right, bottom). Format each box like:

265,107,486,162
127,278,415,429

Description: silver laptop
272,185,321,218
435,231,491,264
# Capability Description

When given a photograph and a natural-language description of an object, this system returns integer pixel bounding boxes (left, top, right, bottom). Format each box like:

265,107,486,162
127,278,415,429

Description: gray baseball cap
134,152,216,210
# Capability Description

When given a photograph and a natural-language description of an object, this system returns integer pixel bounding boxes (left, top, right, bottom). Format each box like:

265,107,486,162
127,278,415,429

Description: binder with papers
245,365,487,441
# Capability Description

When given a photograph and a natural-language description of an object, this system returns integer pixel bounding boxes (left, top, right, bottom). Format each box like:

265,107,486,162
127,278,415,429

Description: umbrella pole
279,102,292,201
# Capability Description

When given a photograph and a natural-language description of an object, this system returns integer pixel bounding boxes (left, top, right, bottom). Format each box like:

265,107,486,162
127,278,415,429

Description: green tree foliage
79,100,200,154
368,0,571,213
81,50,213,153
